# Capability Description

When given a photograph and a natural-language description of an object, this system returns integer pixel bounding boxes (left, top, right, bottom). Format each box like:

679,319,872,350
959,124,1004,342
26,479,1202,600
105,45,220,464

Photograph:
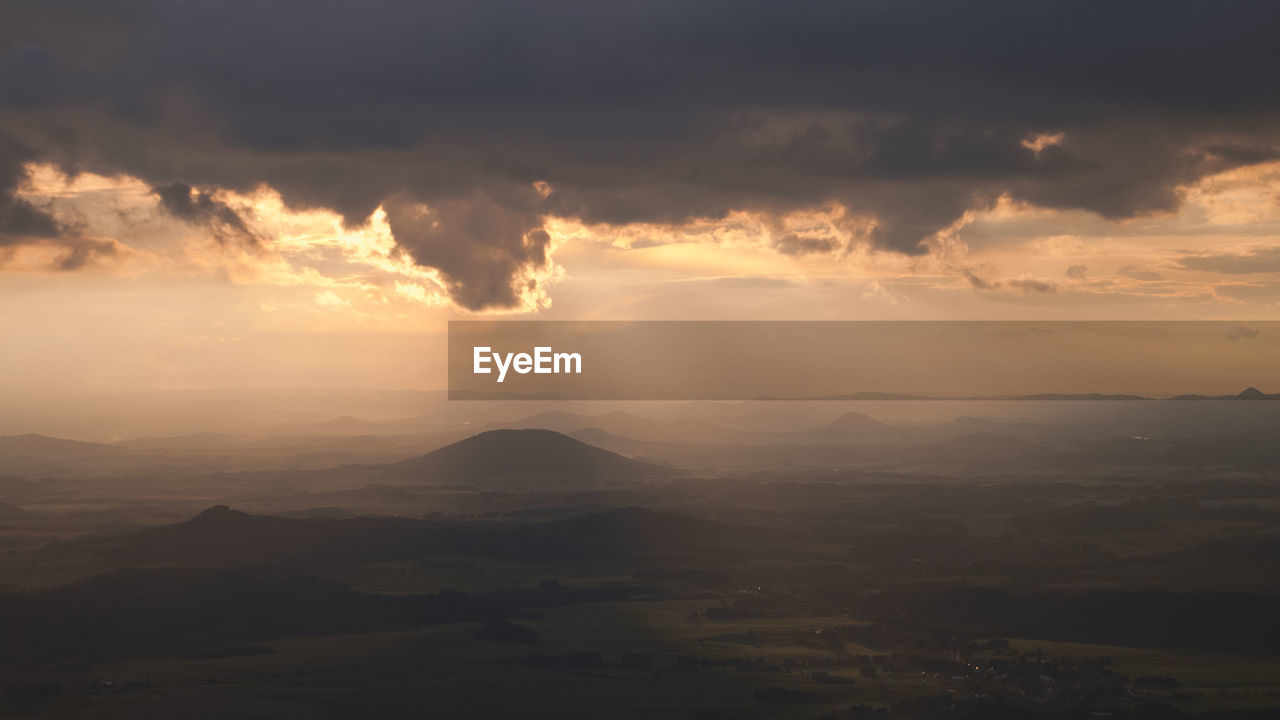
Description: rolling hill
381,429,665,483
808,412,917,444
494,410,745,443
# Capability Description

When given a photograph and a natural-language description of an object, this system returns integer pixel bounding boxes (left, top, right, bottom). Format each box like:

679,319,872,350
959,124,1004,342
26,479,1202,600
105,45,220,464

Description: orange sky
3,160,1280,393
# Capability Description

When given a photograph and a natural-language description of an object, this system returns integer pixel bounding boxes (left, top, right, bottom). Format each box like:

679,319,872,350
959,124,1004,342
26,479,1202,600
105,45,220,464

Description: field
6,402,1280,718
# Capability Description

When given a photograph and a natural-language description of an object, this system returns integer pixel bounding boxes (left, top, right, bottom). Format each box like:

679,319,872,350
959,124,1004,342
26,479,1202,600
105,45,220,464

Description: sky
3,1,1280,393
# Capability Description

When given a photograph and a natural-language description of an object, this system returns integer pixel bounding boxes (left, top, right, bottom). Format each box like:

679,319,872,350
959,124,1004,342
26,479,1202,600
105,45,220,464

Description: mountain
495,411,744,443
0,433,118,457
0,433,126,476
114,505,321,562
1172,387,1280,401
1003,393,1150,401
382,429,665,483
1237,386,1269,400
111,505,436,564
783,391,937,400
111,503,731,569
807,412,916,444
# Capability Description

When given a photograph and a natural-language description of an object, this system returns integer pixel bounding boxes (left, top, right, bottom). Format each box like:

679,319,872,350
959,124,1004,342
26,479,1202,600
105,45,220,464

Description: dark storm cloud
774,233,842,256
0,133,61,242
3,0,1280,306
0,44,66,109
0,130,120,270
381,191,551,311
153,182,259,246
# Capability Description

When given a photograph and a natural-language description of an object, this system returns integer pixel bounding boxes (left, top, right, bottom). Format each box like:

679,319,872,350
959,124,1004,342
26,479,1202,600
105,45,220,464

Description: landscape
6,3,1280,717
3,390,1280,719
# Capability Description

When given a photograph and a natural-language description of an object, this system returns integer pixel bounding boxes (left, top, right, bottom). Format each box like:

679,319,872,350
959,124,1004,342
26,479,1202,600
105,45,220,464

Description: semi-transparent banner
448,321,1280,400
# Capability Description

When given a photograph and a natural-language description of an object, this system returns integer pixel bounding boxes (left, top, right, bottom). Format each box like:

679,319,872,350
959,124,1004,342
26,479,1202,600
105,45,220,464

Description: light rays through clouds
8,157,1280,326
5,1,1280,390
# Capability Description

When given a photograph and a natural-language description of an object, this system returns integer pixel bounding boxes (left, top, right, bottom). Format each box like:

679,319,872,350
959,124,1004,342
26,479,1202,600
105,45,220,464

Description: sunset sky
4,2,1280,392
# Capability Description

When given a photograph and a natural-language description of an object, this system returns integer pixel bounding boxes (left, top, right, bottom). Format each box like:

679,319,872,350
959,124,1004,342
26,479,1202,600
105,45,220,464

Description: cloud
1215,282,1280,304
1118,265,1165,281
314,290,347,307
1176,247,1280,274
381,191,554,311
962,268,1056,294
1066,264,1088,279
0,132,131,271
706,276,796,289
0,133,61,243
54,238,124,271
6,2,1280,305
153,182,260,246
1008,278,1057,294
773,233,841,256
963,269,999,290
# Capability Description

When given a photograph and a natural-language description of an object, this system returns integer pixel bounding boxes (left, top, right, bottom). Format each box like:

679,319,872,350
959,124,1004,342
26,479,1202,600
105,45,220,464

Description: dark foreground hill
381,429,665,483
110,504,738,566
0,566,652,663
110,505,438,564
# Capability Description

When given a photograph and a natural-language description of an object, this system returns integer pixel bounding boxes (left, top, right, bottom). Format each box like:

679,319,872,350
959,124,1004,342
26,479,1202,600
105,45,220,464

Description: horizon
5,3,1280,718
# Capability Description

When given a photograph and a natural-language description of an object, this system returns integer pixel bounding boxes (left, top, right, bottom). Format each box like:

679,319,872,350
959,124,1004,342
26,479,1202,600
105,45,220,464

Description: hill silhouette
809,412,914,444
0,433,116,454
111,503,737,568
0,433,127,477
382,429,664,483
496,411,742,443
1172,387,1280,401
111,505,437,564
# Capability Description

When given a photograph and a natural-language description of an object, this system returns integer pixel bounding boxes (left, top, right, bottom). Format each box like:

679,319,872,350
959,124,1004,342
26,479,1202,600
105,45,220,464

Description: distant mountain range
0,430,446,477
3,389,1280,482
1172,386,1280,401
765,387,1280,401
